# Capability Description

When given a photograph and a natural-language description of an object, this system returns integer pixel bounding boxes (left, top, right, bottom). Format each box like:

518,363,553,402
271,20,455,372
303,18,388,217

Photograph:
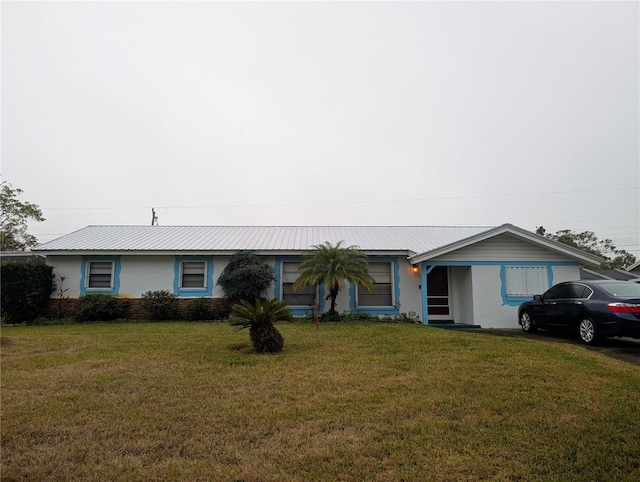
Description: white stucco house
32,223,602,329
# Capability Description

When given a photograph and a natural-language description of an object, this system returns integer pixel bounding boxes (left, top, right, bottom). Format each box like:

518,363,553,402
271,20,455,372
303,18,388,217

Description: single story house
32,223,602,329
580,268,640,282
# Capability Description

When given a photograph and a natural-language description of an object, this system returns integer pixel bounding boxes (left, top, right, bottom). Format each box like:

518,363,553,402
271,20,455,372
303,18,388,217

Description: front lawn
1,322,639,481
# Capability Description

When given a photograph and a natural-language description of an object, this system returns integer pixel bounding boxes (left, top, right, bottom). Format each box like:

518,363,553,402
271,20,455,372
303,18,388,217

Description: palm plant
229,298,292,353
292,240,375,315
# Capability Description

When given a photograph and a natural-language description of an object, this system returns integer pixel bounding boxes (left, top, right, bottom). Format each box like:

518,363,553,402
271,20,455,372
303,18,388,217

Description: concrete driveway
473,328,640,366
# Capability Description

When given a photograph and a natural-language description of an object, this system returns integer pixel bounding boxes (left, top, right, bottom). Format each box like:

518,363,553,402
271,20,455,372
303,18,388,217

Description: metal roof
32,225,495,254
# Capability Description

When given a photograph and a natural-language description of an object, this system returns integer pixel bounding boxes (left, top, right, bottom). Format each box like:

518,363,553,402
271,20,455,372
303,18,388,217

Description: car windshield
598,282,640,298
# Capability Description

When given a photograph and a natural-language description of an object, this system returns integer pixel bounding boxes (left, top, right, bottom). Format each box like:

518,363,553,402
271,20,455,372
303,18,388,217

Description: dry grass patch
2,322,639,481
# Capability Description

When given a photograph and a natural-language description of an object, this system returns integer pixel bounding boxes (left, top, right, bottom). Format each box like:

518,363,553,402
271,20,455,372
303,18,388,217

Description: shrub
217,251,275,303
340,312,372,322
185,298,214,321
141,290,179,320
319,310,343,322
75,294,125,322
1,262,55,323
210,301,232,321
229,298,292,353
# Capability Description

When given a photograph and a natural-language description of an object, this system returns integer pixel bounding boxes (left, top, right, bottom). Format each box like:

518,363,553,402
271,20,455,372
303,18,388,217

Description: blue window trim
351,256,400,315
275,257,323,316
80,256,121,296
499,262,556,306
173,256,214,297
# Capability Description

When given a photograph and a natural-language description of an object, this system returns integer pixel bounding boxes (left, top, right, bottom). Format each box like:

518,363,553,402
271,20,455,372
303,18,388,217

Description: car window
566,284,591,299
598,282,640,298
543,284,568,300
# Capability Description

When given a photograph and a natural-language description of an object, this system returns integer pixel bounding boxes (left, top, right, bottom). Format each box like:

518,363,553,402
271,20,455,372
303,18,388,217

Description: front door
427,266,451,319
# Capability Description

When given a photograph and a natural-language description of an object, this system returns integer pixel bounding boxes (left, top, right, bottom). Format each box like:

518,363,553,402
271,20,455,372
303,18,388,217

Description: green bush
141,290,179,320
319,310,343,322
185,298,232,321
185,298,214,321
211,301,232,321
1,262,55,323
75,294,125,322
217,251,275,303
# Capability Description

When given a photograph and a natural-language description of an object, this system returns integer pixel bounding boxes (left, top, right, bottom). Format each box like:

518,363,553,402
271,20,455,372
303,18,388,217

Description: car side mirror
533,295,542,301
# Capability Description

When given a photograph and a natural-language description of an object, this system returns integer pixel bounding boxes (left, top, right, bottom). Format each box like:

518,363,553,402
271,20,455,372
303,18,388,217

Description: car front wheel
520,311,537,333
578,317,598,345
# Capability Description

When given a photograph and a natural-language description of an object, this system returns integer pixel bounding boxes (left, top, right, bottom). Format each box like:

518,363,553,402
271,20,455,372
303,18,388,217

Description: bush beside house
1,261,55,323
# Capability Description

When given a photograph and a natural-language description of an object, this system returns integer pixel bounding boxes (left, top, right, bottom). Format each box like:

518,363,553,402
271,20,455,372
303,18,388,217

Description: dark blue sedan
518,280,640,345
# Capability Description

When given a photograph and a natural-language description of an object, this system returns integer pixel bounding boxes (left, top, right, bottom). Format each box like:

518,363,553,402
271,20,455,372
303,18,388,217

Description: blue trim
273,259,283,300
421,264,436,325
500,263,557,306
173,256,214,297
80,256,121,296
354,257,401,315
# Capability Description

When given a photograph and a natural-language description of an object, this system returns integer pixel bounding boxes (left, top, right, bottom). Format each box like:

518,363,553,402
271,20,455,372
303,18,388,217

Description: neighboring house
580,268,639,282
0,251,46,263
32,223,602,329
626,261,640,273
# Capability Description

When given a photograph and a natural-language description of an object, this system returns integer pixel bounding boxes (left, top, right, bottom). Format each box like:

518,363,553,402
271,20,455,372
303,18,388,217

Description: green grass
2,322,639,481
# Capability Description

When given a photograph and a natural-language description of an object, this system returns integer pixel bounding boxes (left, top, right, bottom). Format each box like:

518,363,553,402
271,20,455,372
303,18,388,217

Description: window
358,262,392,306
505,266,548,297
282,262,315,305
565,283,593,299
543,283,569,300
181,261,206,288
87,261,114,288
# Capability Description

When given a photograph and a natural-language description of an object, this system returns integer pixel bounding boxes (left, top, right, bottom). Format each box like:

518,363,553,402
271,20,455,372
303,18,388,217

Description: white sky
2,1,639,257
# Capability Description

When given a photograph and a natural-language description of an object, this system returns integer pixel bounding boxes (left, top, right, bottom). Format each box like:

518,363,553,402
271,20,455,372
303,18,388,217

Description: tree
536,226,636,270
217,251,275,303
0,181,45,251
229,298,292,353
292,240,375,315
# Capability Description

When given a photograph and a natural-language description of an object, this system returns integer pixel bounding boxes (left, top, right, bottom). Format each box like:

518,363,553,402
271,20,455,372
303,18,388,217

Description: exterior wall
441,234,573,262
450,266,473,324
47,254,279,300
394,258,422,318
466,263,582,329
47,256,84,298
119,256,175,297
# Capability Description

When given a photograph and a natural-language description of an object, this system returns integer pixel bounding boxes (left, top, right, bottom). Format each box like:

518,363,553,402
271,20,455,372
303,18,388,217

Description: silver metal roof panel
33,225,495,254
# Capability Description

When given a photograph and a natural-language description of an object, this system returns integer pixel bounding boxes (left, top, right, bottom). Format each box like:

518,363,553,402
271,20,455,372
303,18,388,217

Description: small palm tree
292,240,375,315
229,298,292,353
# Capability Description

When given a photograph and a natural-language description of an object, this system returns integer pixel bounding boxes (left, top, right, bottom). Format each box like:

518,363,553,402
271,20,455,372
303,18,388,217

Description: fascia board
408,223,604,266
626,261,640,272
40,249,414,258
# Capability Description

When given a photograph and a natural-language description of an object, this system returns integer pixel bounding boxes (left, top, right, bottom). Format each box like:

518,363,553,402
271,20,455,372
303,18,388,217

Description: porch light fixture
411,265,420,275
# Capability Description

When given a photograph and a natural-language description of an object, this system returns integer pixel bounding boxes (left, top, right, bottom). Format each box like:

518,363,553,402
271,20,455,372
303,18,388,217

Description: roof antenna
151,208,159,226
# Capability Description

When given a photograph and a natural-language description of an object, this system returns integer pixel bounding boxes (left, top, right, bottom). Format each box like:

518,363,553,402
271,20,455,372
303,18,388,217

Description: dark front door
427,266,450,318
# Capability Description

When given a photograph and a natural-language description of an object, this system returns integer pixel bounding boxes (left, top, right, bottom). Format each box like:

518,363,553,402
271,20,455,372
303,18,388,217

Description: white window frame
180,260,207,289
86,261,115,289
357,261,394,307
505,266,549,297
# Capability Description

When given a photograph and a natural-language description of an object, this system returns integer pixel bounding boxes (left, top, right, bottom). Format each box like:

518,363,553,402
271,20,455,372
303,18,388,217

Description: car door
550,283,589,330
533,284,568,327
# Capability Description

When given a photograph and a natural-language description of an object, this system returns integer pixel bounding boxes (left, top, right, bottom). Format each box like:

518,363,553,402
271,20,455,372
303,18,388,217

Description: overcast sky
2,1,639,257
